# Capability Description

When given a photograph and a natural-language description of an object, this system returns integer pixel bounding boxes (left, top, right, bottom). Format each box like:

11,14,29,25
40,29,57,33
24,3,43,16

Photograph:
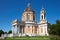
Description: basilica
12,3,49,36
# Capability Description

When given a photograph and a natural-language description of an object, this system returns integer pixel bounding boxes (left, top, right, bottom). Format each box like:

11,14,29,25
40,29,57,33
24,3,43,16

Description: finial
27,0,31,7
28,2,31,7
28,3,30,7
42,5,44,10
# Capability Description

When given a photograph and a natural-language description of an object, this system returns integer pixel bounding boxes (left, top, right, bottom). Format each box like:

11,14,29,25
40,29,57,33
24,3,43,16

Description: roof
24,3,35,12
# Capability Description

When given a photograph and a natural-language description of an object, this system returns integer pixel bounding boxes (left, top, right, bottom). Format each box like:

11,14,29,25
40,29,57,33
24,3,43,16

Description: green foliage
4,32,7,34
50,35,60,40
0,30,4,36
49,19,60,36
56,19,60,24
4,36,49,40
8,30,12,34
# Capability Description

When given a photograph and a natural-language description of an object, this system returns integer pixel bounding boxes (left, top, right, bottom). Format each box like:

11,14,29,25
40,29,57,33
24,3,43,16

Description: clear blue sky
0,0,60,32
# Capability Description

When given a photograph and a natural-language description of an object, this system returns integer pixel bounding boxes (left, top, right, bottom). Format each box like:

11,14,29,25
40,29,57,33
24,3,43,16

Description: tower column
12,26,14,35
18,26,20,34
22,26,23,34
14,25,18,34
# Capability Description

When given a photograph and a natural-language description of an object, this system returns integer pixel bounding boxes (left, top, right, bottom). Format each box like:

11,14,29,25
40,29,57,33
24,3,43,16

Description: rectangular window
41,27,43,33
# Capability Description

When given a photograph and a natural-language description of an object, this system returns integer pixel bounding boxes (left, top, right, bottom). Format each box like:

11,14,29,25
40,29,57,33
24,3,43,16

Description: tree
49,24,56,35
49,19,60,36
56,19,60,24
4,32,7,34
8,30,12,34
0,30,4,36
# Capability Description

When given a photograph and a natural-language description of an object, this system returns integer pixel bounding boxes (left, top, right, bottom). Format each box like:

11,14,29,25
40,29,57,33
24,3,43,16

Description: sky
0,0,60,32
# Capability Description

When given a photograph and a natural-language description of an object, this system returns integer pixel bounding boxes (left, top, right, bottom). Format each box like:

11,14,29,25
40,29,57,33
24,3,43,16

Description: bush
49,35,60,40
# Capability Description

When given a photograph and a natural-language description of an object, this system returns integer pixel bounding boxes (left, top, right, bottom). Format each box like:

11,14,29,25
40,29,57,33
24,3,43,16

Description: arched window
41,15,43,19
33,15,35,21
44,14,45,19
28,15,30,21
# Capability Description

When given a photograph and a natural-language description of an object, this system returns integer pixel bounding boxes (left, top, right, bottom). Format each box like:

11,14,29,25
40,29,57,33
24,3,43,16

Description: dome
22,3,36,22
24,3,35,12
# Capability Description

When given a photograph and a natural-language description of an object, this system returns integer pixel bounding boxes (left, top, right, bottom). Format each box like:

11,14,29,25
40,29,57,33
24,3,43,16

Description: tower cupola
40,7,46,20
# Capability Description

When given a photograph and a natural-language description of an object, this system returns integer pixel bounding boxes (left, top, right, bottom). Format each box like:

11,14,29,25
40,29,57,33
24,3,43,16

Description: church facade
12,3,49,36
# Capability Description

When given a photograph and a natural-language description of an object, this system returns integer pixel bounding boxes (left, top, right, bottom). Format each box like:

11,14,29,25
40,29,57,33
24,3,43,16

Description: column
12,26,14,35
12,25,15,36
18,26,20,34
38,26,39,35
13,25,18,36
22,26,23,34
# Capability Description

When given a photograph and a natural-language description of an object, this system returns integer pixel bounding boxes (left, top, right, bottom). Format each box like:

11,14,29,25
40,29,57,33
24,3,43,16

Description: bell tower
40,7,47,24
39,6,49,36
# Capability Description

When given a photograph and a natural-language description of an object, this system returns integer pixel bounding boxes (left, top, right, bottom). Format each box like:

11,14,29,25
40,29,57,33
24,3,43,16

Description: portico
12,19,25,36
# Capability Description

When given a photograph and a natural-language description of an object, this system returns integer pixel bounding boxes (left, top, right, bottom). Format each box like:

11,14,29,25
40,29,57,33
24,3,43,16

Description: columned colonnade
12,20,24,36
